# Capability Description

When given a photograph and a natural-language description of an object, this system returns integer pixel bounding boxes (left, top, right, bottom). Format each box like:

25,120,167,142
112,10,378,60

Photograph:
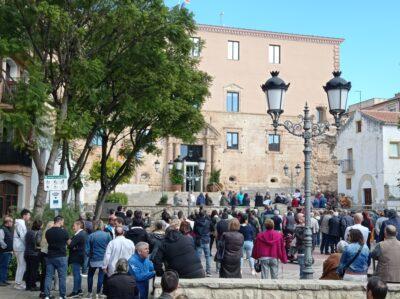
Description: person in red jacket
291,197,300,208
252,219,287,279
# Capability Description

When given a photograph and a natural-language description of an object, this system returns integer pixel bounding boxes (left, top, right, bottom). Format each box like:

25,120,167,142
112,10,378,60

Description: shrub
105,192,128,205
157,193,169,205
170,166,183,185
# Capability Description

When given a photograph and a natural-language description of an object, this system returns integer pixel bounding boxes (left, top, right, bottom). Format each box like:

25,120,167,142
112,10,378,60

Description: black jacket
25,230,42,256
68,230,88,265
340,215,354,238
154,229,204,278
104,273,139,299
194,216,211,244
148,231,165,260
380,216,400,242
125,227,148,245
328,216,340,237
0,225,13,253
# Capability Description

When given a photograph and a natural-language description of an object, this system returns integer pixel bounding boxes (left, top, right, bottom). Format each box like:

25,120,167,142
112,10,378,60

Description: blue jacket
85,230,111,263
196,194,205,206
337,243,370,275
319,197,327,208
128,253,155,299
379,216,400,242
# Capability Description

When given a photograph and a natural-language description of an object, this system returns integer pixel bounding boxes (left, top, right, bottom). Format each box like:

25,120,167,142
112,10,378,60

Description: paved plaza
0,251,326,299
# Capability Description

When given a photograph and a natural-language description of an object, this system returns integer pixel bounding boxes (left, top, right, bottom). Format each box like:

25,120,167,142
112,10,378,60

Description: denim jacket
85,230,111,263
337,243,370,274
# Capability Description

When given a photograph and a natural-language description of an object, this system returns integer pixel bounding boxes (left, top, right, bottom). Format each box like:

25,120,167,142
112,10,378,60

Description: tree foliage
89,157,132,185
0,0,211,218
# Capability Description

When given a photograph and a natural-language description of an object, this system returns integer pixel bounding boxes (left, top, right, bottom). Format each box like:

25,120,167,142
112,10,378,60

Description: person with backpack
0,216,13,287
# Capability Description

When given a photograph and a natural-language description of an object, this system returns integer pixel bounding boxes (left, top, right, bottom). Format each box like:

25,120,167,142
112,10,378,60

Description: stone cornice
197,24,344,45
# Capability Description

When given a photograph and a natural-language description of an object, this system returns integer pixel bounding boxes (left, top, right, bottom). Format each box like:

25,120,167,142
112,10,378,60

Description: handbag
254,260,262,273
337,245,363,278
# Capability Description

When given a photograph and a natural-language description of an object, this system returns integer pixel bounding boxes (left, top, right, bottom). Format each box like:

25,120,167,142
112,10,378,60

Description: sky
165,0,400,106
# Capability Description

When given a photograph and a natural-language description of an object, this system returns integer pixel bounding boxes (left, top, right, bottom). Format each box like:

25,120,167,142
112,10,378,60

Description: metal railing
0,142,31,167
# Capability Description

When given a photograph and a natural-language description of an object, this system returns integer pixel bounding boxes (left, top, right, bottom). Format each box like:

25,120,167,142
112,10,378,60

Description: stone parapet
153,278,400,299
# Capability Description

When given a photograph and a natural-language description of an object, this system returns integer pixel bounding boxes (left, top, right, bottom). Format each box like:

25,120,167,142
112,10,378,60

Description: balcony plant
169,166,183,192
207,168,223,192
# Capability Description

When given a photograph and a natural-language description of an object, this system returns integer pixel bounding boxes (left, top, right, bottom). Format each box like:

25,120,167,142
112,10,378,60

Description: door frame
183,161,204,192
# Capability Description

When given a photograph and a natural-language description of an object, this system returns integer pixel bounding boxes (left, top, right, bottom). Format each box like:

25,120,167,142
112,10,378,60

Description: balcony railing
1,79,18,104
0,142,31,167
341,159,354,173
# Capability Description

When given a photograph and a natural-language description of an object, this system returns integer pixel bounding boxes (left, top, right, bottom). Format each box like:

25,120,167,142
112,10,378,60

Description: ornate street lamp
167,160,174,171
174,155,183,170
262,71,351,279
323,71,352,129
283,164,301,194
154,160,161,172
198,157,206,174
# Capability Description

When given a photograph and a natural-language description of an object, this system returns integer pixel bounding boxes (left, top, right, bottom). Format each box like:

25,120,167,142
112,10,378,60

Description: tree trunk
94,188,110,221
33,172,47,216
74,186,82,211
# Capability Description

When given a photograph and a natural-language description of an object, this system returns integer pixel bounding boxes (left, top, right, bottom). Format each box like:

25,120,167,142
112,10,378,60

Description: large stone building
1,24,346,212
99,24,344,195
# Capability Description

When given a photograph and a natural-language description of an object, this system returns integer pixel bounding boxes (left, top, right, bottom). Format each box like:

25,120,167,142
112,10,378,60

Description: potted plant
169,166,183,191
207,169,223,192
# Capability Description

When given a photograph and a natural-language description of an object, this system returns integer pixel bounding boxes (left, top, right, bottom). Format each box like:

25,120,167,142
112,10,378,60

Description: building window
269,45,281,64
91,131,103,146
226,92,239,112
389,142,400,158
191,37,200,57
268,134,280,152
228,41,239,60
346,178,352,190
356,120,362,133
226,132,239,150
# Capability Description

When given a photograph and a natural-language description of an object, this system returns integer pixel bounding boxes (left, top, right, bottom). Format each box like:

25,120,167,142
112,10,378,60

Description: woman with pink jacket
252,219,287,279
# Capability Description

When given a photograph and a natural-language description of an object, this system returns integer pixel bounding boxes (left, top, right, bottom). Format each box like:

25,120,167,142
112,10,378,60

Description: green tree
0,1,211,219
89,157,132,186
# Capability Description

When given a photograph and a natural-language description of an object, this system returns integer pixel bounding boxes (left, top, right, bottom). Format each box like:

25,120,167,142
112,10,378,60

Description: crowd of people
0,189,398,299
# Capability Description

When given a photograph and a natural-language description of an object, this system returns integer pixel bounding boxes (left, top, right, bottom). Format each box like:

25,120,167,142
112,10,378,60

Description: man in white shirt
103,226,135,277
13,209,30,289
344,213,369,244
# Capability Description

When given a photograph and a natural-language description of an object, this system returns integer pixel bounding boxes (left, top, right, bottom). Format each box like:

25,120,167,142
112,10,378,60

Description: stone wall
153,278,400,299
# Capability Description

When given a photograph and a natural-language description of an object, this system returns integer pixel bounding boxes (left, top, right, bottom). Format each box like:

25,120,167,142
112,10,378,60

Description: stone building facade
86,24,343,194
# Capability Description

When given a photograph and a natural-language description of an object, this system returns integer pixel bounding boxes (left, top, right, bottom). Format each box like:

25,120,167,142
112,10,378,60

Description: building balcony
0,142,31,167
341,159,354,173
1,79,18,106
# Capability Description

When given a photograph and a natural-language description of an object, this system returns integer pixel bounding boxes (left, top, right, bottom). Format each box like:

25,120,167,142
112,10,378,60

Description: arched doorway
0,181,18,216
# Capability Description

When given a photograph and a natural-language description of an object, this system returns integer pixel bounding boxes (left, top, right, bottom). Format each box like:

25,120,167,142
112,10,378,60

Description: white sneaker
14,284,25,290
81,273,88,278
251,270,256,276
83,293,92,299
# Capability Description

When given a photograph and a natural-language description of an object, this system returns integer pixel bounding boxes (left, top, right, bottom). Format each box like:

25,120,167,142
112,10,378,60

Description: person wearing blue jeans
193,212,212,276
44,256,68,298
44,215,69,299
67,220,88,297
196,243,211,275
239,215,256,275
85,220,111,297
0,216,13,286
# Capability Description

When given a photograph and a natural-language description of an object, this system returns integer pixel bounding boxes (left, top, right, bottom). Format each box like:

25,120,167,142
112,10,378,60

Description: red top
252,229,288,263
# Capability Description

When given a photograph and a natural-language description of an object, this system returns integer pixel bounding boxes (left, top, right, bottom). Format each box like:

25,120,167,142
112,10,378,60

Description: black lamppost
284,163,301,195
262,71,351,279
154,159,174,192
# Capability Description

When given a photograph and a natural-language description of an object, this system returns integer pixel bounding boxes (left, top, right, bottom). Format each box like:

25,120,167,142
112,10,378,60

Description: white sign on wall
49,190,62,210
44,175,68,191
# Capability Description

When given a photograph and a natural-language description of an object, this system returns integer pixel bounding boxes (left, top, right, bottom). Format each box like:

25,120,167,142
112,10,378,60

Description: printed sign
49,190,62,209
44,175,68,191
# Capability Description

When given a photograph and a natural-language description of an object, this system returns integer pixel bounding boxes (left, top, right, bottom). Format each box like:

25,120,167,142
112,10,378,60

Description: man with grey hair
104,258,139,299
372,225,400,282
128,242,155,299
379,209,400,242
344,213,369,244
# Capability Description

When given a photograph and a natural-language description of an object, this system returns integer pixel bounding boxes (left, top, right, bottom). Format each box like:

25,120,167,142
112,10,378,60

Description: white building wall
382,125,400,198
337,111,385,206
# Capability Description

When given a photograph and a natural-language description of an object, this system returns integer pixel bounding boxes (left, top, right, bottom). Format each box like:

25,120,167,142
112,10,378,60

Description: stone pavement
0,251,326,299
